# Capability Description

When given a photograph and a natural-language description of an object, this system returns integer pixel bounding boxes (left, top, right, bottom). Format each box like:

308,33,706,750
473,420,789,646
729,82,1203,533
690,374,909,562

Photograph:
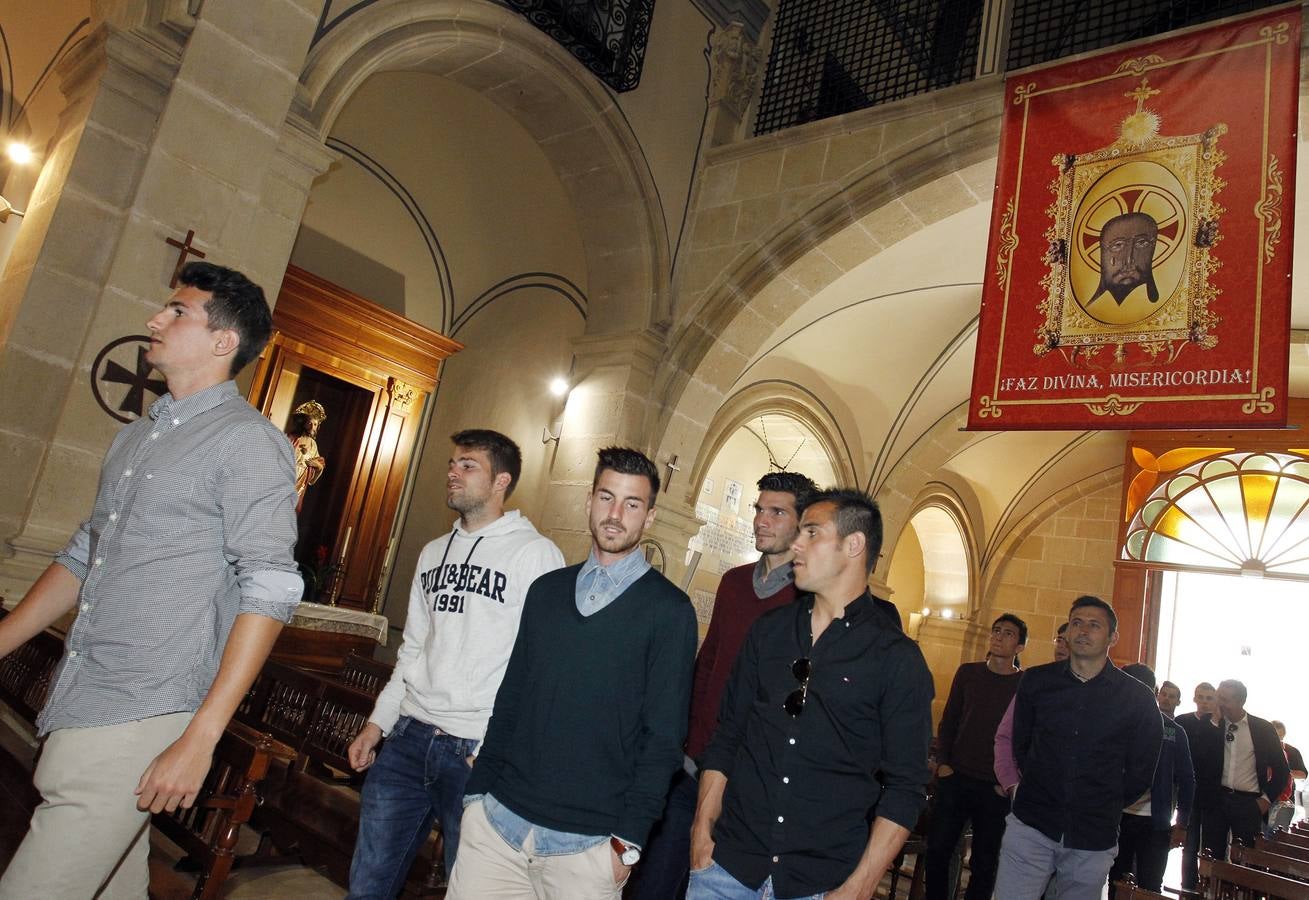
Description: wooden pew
338,650,394,696
0,609,62,868
1260,834,1309,863
1112,875,1171,899
1231,843,1309,883
237,659,443,893
150,721,295,899
1196,854,1309,899
1278,831,1309,852
0,611,287,897
0,608,62,723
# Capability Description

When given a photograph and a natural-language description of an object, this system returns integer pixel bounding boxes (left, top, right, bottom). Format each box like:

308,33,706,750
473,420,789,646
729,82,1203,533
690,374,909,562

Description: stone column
642,497,704,591
918,618,986,721
0,0,326,596
537,329,669,562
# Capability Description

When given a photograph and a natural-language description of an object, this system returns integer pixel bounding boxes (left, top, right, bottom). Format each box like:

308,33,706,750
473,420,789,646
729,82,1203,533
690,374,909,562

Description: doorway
1154,568,1305,755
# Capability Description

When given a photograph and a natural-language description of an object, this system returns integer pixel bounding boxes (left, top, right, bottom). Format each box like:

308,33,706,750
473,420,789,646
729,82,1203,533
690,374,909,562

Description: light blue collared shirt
474,794,611,855
574,547,651,616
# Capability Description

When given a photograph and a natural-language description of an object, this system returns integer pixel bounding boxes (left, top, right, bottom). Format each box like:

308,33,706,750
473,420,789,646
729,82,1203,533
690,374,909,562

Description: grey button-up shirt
42,381,303,734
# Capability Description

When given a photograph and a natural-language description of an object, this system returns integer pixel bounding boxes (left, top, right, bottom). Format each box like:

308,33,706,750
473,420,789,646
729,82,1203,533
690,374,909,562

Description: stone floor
147,826,347,899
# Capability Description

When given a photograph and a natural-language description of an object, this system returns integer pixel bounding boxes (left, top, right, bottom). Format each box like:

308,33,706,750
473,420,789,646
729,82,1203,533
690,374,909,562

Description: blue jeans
630,768,699,900
347,717,477,899
687,860,825,900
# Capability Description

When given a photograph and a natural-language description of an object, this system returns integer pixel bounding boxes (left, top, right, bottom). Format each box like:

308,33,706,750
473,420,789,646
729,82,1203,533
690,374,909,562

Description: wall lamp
542,367,574,445
1,142,35,222
0,196,24,222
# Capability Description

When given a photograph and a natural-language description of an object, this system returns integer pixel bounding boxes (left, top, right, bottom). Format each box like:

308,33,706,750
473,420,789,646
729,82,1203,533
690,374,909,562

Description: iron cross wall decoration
92,336,165,422
89,229,209,421
165,228,206,287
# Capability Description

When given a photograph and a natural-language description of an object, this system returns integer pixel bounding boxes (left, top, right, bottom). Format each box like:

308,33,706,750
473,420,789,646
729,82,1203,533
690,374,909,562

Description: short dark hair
804,487,882,574
593,446,660,504
1218,678,1247,705
179,261,272,376
1070,594,1117,633
1056,622,1069,636
1195,681,1215,692
757,471,818,511
993,613,1028,645
1124,663,1156,690
1160,680,1180,695
451,429,523,498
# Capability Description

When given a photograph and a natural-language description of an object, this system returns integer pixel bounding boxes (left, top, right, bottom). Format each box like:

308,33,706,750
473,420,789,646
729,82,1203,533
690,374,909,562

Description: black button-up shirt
701,591,933,897
1012,659,1162,851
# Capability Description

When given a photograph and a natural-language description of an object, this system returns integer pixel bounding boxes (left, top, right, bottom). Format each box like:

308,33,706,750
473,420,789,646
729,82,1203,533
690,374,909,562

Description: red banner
968,6,1300,430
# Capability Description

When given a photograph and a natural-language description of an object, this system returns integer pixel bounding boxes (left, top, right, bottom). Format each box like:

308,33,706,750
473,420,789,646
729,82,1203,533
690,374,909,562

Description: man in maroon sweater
629,471,816,900
926,613,1027,900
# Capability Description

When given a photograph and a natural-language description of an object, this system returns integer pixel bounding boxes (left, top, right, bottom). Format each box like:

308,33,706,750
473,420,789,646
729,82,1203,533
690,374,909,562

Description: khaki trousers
0,712,192,900
446,800,628,900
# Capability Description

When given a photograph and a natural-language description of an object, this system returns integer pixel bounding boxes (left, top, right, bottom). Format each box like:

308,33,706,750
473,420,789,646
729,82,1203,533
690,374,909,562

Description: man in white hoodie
345,429,565,899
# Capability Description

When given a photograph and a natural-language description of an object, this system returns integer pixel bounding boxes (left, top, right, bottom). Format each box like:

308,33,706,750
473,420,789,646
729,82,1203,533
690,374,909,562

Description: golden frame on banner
1035,73,1228,370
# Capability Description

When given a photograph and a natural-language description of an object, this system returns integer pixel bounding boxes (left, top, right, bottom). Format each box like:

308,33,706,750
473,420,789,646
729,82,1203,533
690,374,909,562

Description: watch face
621,848,641,865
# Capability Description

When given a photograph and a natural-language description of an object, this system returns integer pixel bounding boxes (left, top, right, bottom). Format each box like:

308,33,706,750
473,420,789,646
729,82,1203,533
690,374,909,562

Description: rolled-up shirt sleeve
55,520,92,582
875,641,935,830
219,423,303,621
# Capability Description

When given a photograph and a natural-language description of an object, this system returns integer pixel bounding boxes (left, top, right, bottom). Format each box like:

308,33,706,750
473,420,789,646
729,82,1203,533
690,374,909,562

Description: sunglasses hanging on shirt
784,657,811,717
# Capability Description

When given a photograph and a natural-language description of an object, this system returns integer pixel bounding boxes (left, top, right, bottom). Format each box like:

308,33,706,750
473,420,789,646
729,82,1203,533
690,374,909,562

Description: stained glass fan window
1122,451,1309,578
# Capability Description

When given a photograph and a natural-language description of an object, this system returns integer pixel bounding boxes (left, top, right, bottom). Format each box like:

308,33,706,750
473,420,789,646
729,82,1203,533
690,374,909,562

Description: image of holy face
1092,212,1160,305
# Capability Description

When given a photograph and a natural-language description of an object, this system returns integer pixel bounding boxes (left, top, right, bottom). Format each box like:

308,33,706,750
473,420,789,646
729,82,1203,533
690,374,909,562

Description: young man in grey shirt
0,262,303,899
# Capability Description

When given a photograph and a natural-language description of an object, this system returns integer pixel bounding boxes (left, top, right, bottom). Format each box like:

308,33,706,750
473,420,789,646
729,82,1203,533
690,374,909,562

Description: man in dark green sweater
448,447,698,900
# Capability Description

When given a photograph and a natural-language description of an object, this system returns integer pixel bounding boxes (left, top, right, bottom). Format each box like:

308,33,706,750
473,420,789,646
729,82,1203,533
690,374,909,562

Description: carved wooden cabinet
247,266,462,613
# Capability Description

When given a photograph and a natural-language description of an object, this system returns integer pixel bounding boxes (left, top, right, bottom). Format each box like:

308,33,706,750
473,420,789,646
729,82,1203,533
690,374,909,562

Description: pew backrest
1198,855,1309,899
151,720,293,899
337,651,392,697
1231,844,1309,883
0,608,63,723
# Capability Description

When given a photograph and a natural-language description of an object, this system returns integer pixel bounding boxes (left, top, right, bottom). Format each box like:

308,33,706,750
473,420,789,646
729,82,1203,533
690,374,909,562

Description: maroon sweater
685,562,796,761
936,660,1022,782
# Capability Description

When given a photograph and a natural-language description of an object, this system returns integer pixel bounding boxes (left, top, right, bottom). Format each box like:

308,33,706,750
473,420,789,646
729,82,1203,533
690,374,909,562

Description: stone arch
892,483,982,618
652,110,1003,480
295,0,668,333
680,380,858,511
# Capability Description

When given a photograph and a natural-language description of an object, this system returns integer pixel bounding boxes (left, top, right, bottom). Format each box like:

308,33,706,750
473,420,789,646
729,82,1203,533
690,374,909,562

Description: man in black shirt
993,596,1162,900
689,488,933,899
1174,681,1218,889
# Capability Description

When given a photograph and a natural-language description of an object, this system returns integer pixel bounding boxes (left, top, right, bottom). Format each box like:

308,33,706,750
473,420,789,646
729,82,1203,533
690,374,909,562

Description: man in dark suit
1193,678,1290,859
1174,682,1218,889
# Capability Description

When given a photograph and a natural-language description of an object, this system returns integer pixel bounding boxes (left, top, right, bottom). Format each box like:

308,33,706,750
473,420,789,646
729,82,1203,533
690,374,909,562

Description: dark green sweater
466,564,698,845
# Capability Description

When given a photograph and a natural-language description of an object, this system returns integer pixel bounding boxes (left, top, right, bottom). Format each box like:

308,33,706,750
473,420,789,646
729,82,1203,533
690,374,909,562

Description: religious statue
286,400,327,513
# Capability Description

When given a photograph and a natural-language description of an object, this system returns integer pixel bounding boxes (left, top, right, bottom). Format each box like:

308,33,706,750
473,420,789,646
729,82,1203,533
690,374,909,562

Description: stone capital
570,328,667,380
275,115,339,185
708,22,763,120
643,496,705,589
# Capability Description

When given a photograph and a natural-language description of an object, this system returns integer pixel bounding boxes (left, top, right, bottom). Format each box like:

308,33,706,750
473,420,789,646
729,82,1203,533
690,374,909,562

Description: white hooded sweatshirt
368,510,564,746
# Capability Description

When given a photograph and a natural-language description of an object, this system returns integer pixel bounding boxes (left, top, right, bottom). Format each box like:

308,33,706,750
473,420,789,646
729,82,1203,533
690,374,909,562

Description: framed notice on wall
969,5,1299,430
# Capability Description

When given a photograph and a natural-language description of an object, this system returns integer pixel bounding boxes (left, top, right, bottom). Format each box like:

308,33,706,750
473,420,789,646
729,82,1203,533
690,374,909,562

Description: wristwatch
610,836,641,865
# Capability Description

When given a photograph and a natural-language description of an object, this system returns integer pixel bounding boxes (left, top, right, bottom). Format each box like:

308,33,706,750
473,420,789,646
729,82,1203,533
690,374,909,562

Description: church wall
0,4,93,273
294,71,589,334
609,0,724,274
980,482,1121,669
0,2,331,593
378,287,586,631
